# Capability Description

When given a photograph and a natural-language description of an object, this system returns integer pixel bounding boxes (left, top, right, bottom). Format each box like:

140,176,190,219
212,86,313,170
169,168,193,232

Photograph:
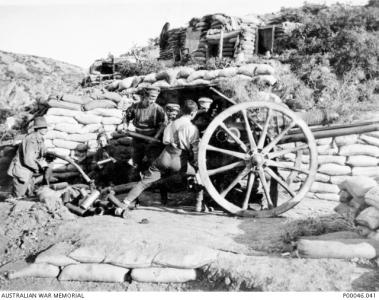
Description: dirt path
0,192,378,291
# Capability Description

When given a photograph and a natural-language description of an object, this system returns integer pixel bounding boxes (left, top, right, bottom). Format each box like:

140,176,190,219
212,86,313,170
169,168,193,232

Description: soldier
88,132,116,187
193,97,213,134
7,117,48,198
198,97,213,112
164,101,180,123
122,100,199,208
125,86,166,172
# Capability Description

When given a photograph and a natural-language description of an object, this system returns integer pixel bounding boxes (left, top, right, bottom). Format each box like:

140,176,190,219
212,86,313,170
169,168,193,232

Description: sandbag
69,246,106,263
152,80,171,88
254,64,275,75
316,138,333,145
368,230,379,241
45,130,68,140
338,176,377,199
237,64,257,76
187,70,206,82
102,117,122,125
318,164,351,176
347,155,378,167
97,91,122,103
143,73,157,83
74,112,102,125
334,135,358,146
218,67,238,77
310,182,339,194
55,123,83,134
203,70,220,80
45,115,78,125
84,100,117,111
48,100,82,111
118,77,134,91
352,167,379,177
105,80,120,91
334,203,358,222
188,79,211,86
105,243,159,268
366,131,379,139
365,186,379,210
62,94,91,105
297,238,379,259
8,263,60,279
46,147,71,157
65,133,98,143
153,245,218,269
156,70,178,84
330,176,352,185
81,124,102,133
360,135,379,147
58,264,128,282
44,139,54,148
176,67,195,79
131,268,196,283
301,231,361,240
35,242,78,266
53,139,82,150
356,207,379,230
317,144,338,155
46,108,77,117
90,108,122,119
317,155,346,165
339,144,379,157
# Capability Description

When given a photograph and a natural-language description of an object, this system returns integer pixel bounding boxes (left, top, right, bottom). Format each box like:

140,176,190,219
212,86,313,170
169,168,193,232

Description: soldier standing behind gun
122,100,200,208
125,86,166,172
7,117,49,198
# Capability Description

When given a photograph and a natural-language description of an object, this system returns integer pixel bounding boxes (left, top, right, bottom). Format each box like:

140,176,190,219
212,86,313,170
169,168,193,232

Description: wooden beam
218,30,224,59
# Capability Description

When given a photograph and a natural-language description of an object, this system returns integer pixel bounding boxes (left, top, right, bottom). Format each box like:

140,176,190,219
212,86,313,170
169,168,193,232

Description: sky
0,0,369,70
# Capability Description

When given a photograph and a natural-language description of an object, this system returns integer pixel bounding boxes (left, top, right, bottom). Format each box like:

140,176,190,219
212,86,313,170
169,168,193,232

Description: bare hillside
0,50,85,110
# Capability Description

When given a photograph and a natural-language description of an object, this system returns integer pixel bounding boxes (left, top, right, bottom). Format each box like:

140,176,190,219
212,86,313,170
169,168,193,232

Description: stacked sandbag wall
42,91,133,180
159,28,187,61
235,23,257,61
111,63,277,92
7,242,218,284
292,133,379,202
334,177,379,240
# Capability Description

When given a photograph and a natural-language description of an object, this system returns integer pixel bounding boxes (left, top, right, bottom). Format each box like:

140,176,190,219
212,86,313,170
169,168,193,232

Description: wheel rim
198,101,317,217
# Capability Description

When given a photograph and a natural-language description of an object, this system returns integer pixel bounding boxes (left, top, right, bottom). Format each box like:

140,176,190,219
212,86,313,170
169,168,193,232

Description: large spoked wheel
198,101,318,217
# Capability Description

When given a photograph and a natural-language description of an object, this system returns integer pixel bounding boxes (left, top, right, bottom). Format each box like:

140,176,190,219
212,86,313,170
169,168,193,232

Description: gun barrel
280,122,379,144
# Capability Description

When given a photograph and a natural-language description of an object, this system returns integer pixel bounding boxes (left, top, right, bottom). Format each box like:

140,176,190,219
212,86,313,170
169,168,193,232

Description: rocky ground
0,190,378,292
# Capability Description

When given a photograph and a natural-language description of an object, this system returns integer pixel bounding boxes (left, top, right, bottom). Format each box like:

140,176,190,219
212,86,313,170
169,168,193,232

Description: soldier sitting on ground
88,132,116,187
7,117,49,198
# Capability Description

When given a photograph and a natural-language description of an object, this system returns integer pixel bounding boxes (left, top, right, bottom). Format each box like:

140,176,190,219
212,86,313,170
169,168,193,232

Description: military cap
198,97,213,104
165,103,180,112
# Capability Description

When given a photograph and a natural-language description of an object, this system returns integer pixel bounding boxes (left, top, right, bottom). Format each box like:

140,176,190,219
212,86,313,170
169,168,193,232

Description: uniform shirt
7,131,45,181
126,102,166,136
162,115,199,163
